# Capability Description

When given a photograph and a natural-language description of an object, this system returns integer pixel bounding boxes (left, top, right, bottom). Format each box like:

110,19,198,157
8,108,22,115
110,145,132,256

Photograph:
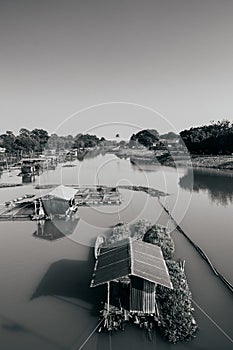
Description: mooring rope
158,198,233,294
73,318,103,350
72,319,103,350
192,299,233,344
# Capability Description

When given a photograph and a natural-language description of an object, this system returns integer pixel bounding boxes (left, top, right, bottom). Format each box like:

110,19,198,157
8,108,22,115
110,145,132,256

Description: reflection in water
22,174,35,183
130,157,160,172
77,147,105,161
180,168,233,205
31,249,104,315
33,218,80,241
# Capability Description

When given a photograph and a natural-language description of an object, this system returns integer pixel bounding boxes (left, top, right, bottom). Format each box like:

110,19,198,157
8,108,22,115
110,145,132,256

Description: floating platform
0,185,122,221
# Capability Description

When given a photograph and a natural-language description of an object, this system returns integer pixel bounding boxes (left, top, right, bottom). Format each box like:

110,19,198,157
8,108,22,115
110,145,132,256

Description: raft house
34,184,78,220
20,158,44,176
90,237,173,332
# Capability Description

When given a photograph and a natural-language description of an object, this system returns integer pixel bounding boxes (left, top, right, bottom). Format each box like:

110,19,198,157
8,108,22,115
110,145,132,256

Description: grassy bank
110,145,233,170
160,154,233,170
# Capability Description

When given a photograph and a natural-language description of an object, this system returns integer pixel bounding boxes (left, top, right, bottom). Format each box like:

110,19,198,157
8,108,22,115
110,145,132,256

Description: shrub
156,260,198,343
143,225,175,259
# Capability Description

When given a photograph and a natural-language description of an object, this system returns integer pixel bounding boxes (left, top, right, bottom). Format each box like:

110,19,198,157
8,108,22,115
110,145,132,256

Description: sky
0,0,233,138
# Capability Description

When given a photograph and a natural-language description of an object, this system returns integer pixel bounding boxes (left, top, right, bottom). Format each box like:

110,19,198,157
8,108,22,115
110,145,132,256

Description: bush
133,219,152,239
107,223,131,244
143,225,175,259
156,260,198,343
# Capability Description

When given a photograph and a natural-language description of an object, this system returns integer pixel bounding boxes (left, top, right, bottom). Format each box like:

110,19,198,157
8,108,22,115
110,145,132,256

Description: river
0,154,232,350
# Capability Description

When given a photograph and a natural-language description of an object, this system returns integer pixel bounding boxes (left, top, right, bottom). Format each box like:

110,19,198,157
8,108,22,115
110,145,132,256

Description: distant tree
15,129,39,154
31,129,49,152
0,131,16,154
73,134,102,148
130,129,159,148
160,132,179,140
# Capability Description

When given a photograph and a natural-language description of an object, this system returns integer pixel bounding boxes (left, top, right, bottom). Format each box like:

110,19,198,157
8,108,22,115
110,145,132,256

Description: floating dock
0,185,122,221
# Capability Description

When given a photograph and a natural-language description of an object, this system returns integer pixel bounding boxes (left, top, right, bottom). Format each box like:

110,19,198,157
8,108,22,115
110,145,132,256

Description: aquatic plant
107,223,131,244
143,225,175,260
133,219,152,239
156,260,198,343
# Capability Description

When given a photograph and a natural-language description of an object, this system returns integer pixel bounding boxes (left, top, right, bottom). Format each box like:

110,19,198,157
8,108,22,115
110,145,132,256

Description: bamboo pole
107,282,110,313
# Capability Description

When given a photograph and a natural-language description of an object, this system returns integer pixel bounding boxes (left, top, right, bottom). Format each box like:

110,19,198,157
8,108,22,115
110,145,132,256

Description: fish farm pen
0,185,122,221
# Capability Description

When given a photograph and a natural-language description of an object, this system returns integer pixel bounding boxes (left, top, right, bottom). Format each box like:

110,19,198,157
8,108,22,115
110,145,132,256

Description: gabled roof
90,238,173,289
45,185,77,200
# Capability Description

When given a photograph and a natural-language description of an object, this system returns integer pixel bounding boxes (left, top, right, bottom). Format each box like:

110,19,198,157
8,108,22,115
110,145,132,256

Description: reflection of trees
77,147,104,161
130,157,160,172
180,168,233,206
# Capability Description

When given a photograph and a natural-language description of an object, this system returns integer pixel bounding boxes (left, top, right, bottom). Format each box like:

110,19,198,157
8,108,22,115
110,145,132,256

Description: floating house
20,158,44,176
40,185,77,218
90,238,172,317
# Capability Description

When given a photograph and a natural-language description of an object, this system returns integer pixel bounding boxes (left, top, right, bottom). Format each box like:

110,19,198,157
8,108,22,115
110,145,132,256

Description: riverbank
161,154,233,170
109,146,233,170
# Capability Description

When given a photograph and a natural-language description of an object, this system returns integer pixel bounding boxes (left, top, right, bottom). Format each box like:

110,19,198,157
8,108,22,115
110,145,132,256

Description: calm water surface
0,154,232,350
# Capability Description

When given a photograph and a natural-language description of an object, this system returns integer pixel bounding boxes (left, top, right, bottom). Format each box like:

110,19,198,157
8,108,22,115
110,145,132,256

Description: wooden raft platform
0,185,122,221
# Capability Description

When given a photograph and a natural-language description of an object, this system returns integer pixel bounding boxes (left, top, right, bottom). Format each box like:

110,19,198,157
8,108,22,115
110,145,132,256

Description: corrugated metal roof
46,185,77,200
90,238,172,289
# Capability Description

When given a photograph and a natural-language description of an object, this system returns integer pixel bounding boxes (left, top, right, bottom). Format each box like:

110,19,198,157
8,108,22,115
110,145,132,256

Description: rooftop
90,238,173,289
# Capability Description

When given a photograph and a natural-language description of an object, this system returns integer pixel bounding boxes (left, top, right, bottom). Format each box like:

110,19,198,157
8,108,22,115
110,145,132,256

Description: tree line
0,129,105,156
0,129,49,156
180,120,233,155
129,120,233,155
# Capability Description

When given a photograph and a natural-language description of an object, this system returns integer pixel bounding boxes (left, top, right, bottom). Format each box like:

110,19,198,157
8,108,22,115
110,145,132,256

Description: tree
143,224,175,259
0,131,16,154
130,129,159,148
160,132,179,140
31,129,49,152
73,134,102,148
180,120,233,155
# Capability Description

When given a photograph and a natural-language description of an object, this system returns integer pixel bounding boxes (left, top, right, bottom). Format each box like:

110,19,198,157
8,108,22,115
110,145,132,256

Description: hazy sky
0,0,233,138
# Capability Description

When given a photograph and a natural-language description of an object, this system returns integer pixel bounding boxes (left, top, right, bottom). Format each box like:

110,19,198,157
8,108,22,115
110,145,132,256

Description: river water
0,154,232,350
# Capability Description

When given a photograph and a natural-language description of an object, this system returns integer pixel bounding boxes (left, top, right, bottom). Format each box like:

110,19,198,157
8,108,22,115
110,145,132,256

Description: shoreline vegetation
110,146,233,170
1,120,233,171
101,220,198,343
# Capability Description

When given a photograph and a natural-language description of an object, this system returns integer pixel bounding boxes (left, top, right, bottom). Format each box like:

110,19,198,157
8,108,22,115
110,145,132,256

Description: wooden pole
107,282,110,313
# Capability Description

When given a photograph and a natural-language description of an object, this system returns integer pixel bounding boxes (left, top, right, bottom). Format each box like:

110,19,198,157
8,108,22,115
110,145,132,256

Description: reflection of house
33,217,79,241
90,238,172,315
